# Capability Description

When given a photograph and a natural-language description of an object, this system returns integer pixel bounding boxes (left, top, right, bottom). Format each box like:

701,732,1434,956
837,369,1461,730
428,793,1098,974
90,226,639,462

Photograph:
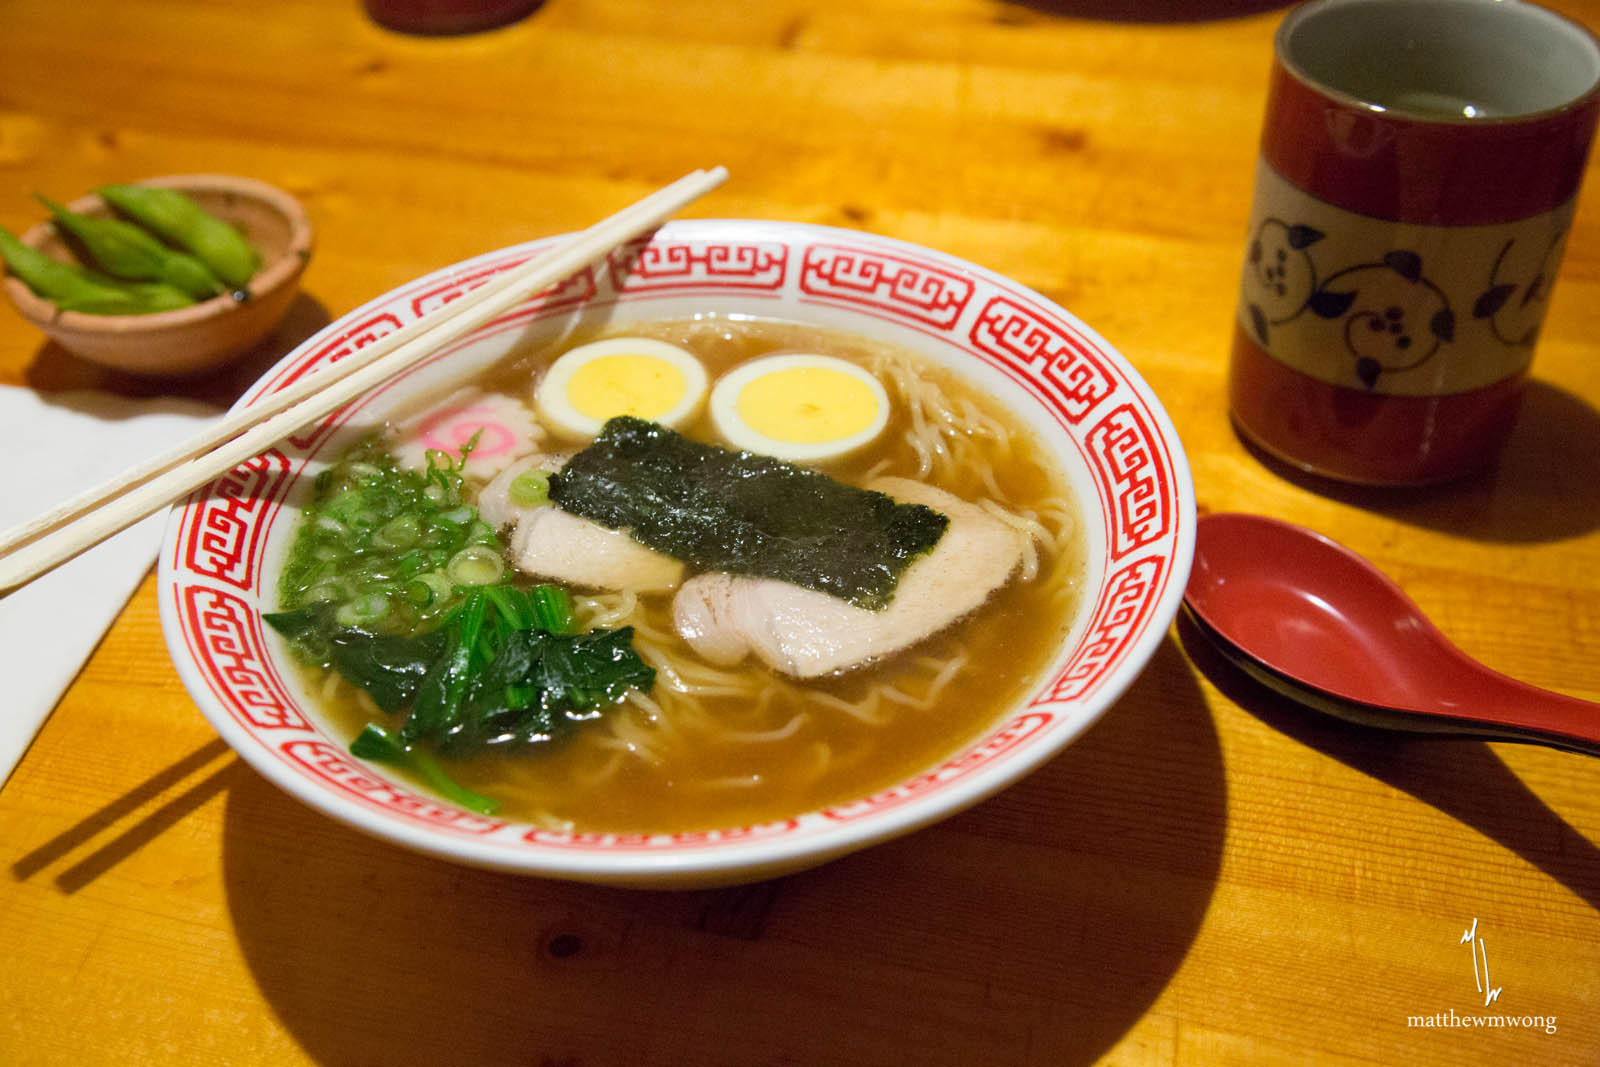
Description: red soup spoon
1183,512,1600,757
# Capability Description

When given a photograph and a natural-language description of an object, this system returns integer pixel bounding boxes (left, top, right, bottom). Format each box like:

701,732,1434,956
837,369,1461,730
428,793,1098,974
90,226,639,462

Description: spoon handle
1442,649,1600,757
1186,604,1600,760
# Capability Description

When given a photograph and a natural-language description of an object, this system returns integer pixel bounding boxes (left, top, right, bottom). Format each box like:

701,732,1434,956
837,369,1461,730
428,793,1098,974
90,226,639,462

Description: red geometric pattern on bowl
611,238,788,292
1085,402,1175,561
522,816,803,852
160,220,1192,883
799,244,973,329
177,448,296,592
1046,556,1165,703
970,294,1119,425
179,585,307,731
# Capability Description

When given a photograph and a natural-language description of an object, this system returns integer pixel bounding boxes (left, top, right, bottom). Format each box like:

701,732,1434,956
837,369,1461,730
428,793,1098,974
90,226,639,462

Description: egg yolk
735,366,880,444
567,354,687,422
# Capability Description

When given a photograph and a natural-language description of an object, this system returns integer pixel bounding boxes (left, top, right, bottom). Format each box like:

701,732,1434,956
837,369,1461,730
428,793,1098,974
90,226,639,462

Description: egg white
709,353,890,462
534,337,709,440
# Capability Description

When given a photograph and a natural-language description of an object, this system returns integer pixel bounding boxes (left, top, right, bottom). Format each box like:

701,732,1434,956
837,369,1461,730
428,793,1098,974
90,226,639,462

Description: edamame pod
38,195,223,300
1,225,139,311
97,184,259,288
0,227,195,316
56,280,197,315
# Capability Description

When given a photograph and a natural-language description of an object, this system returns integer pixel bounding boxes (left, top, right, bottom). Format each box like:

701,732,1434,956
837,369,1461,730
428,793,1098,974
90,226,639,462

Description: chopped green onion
335,591,391,628
277,436,505,635
352,563,395,586
418,571,455,602
374,513,421,549
509,469,551,508
391,550,434,577
446,544,506,586
304,580,344,604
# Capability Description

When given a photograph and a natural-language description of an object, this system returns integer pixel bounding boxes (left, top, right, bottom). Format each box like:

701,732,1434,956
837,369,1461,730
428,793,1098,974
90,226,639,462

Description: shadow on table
1177,612,1600,913
9,739,240,891
213,636,1225,1066
1235,379,1600,543
999,0,1291,24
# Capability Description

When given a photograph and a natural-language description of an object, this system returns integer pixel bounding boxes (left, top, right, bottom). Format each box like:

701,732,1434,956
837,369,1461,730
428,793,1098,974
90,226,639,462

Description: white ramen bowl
159,219,1196,888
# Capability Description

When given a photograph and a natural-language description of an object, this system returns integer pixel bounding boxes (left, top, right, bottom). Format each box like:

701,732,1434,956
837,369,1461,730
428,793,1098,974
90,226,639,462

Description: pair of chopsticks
0,166,729,595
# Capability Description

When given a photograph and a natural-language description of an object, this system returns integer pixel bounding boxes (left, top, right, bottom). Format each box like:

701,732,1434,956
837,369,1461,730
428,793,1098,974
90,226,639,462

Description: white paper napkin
0,386,218,789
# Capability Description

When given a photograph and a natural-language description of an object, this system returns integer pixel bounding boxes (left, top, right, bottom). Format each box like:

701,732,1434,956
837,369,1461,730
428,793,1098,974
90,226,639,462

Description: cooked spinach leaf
549,416,948,608
266,585,655,760
350,723,500,815
449,626,655,751
331,628,450,713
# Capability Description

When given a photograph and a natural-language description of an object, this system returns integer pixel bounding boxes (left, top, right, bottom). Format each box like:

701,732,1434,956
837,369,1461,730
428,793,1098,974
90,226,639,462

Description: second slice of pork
673,477,1026,678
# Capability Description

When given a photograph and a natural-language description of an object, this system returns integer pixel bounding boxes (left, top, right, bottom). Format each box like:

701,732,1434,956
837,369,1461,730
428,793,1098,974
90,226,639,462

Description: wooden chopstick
0,166,729,595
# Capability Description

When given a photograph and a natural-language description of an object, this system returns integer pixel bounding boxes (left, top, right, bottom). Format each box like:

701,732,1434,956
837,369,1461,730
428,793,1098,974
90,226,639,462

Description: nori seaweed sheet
549,416,948,609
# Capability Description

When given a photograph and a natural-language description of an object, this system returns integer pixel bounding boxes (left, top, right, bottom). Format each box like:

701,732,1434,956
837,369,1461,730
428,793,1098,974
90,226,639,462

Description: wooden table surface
3,1,1599,1063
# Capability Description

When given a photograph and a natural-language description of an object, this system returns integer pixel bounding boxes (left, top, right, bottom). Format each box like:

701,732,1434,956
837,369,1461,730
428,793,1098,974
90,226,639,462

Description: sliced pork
672,477,1026,678
481,452,684,594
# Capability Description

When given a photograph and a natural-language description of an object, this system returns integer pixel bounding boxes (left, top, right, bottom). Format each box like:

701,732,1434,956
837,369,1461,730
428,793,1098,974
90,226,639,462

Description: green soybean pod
37,195,222,300
0,225,142,312
56,280,197,315
98,184,259,289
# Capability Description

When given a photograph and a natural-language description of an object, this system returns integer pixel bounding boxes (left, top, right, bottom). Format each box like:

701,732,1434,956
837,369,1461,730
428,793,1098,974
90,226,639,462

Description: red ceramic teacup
1230,0,1600,485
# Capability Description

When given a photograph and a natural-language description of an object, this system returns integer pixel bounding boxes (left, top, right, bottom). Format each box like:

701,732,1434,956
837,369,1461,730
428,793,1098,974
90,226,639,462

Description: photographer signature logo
1406,919,1558,1035
1461,918,1502,1007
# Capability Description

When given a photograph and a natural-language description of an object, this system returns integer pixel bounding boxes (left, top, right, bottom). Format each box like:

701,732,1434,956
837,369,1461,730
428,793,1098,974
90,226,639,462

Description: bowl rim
159,217,1196,885
2,172,313,332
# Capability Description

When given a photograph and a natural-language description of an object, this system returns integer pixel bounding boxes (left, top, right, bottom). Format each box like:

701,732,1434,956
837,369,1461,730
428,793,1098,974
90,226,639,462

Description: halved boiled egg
535,337,708,440
709,353,890,462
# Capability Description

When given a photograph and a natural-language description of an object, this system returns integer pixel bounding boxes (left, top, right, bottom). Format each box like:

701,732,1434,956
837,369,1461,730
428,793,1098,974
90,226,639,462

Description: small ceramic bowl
159,219,1195,888
2,173,313,376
